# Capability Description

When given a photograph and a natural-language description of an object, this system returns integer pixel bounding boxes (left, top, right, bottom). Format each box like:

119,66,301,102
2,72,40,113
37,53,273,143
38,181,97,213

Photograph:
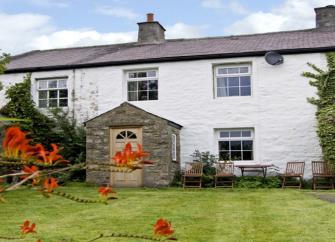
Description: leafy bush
49,109,86,164
236,176,281,189
191,150,217,187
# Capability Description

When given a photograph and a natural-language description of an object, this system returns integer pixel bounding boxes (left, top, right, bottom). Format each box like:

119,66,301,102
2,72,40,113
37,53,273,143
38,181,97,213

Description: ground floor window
218,129,253,161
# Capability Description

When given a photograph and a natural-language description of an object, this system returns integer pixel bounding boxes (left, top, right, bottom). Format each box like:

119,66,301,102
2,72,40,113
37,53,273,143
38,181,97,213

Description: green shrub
191,150,217,187
236,176,281,189
49,109,86,164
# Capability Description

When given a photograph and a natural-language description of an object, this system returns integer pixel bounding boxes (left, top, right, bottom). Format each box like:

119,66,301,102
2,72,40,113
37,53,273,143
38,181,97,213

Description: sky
0,0,334,54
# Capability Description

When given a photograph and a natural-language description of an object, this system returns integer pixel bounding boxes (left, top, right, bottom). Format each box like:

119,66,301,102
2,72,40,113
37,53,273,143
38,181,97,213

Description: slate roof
5,27,335,73
85,102,183,129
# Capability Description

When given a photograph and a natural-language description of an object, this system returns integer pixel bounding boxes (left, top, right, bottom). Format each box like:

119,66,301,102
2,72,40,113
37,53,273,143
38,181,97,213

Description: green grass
1,183,335,242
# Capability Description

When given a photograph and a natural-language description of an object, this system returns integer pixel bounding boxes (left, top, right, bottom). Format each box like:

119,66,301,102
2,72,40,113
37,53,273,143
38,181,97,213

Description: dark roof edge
5,46,335,74
85,102,183,129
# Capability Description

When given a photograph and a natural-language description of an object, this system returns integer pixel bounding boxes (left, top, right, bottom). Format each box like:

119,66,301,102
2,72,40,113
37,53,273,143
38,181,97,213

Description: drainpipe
72,69,76,121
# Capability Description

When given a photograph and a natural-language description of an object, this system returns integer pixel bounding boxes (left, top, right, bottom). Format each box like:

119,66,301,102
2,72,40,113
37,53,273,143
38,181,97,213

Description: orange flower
43,177,58,193
2,126,34,161
21,166,40,185
21,165,38,177
136,144,150,159
20,220,36,234
111,142,152,169
35,143,68,165
154,218,174,237
98,186,113,197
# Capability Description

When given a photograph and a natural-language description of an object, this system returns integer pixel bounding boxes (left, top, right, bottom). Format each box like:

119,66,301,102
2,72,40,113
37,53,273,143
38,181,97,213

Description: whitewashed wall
0,53,326,177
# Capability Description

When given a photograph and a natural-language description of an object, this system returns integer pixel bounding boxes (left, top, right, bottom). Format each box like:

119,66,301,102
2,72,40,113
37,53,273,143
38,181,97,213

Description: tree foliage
303,52,335,164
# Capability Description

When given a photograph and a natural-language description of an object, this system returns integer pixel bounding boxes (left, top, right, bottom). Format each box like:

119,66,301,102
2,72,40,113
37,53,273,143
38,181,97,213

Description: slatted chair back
184,162,203,176
285,162,305,176
216,162,234,176
312,161,334,176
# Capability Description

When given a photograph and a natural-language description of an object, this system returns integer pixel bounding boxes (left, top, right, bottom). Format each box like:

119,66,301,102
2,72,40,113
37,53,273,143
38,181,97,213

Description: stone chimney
315,5,335,28
137,13,166,44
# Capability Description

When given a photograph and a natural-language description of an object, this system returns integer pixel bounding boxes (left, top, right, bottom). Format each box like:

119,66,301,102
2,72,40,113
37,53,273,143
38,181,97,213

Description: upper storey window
215,64,251,97
37,78,68,108
126,70,158,101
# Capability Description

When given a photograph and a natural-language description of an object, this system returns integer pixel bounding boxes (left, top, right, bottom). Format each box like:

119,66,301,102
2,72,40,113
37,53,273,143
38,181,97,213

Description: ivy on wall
303,52,335,164
317,105,335,163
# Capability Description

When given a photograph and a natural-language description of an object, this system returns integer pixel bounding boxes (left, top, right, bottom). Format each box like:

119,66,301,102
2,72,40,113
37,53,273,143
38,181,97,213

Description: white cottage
1,6,335,186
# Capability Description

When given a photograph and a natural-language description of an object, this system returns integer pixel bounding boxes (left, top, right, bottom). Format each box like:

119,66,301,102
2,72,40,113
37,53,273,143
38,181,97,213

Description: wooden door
110,128,143,187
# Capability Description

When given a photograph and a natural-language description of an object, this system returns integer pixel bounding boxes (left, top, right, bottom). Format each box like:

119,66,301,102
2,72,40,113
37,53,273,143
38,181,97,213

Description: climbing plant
303,52,335,164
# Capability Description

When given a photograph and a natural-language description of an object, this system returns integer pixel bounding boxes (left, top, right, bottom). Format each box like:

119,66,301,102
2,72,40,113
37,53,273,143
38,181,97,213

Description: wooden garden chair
214,162,235,188
182,162,203,188
312,161,335,190
282,162,305,189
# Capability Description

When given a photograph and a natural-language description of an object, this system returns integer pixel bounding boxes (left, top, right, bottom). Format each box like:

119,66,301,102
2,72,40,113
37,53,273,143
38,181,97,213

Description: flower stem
87,233,168,241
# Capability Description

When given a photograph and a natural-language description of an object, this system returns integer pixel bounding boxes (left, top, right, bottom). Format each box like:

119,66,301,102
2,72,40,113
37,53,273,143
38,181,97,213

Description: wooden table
235,164,273,178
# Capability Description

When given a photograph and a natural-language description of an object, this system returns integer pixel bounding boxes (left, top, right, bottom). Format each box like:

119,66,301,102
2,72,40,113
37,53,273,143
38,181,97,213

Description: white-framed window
218,129,253,161
215,64,251,97
126,70,158,101
37,78,68,108
171,134,177,161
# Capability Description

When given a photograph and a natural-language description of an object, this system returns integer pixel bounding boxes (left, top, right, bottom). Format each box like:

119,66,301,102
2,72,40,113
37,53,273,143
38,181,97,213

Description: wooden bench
182,162,203,188
214,162,235,188
282,162,305,189
312,161,335,190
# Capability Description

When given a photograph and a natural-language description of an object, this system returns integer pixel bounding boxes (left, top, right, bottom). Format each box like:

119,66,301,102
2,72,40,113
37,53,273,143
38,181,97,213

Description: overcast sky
0,0,334,54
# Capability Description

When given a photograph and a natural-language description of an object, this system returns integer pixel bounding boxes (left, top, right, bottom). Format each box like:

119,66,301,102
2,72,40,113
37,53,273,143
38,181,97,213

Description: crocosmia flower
154,218,174,236
21,165,40,185
43,177,58,193
2,126,34,161
35,143,68,165
20,220,36,234
98,186,113,197
111,142,153,169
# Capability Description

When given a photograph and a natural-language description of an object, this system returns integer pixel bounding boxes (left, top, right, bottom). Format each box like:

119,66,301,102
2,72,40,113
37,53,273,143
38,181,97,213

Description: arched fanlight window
116,130,137,139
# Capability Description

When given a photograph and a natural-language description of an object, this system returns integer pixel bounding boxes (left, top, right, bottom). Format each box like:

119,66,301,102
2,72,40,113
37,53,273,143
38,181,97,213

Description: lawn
1,183,335,242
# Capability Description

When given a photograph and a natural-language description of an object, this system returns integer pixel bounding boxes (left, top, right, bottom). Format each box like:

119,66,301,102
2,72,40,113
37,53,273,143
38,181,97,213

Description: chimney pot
315,5,335,28
147,13,154,22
